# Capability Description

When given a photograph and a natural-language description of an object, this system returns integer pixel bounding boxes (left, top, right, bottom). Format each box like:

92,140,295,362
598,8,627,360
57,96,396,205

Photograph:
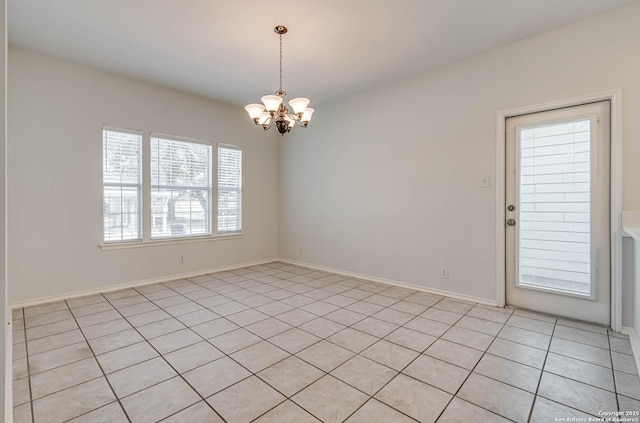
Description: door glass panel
518,119,591,295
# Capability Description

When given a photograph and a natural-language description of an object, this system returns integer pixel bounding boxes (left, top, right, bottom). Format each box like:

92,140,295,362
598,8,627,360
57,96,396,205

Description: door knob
507,219,516,226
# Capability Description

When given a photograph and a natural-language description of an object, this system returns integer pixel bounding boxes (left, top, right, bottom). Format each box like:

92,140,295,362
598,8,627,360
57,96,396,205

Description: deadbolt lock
507,205,515,211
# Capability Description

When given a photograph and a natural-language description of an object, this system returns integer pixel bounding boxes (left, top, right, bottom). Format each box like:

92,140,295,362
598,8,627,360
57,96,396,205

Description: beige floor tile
256,301,295,316
121,377,200,423
352,317,399,338
438,397,511,423
258,356,324,396
497,325,551,350
29,342,93,375
549,337,611,368
13,402,32,423
455,315,503,336
269,328,321,354
278,309,325,326
610,336,634,355
209,328,262,354
254,400,321,423
226,308,270,326
67,402,129,423
26,309,74,328
557,318,607,334
207,376,286,423
345,300,385,316
458,373,534,423
27,329,85,355
88,328,145,355
324,309,368,326
442,326,494,351
164,341,224,373
384,327,437,352
293,375,368,423
13,358,27,380
616,371,640,400
163,401,224,423
360,339,419,371
612,351,639,375
183,356,251,397
107,356,177,397
466,306,511,324
13,377,30,406
421,308,463,325
296,340,354,372
126,309,172,327
538,372,617,416
345,399,416,423
148,328,202,354
32,377,115,423
75,310,122,328
529,397,592,423
230,341,290,372
474,353,541,393
24,301,68,318
298,317,346,338
26,318,78,340
81,318,133,339
403,354,469,394
488,338,547,369
96,341,158,374
544,352,614,391
327,328,378,353
372,308,414,325
389,300,429,316
245,317,293,338
618,395,640,413
331,355,397,395
433,299,475,314
375,373,451,423
31,357,102,399
191,318,239,339
425,339,483,370
137,318,186,339
403,316,451,337
507,315,554,335
176,309,219,326
554,325,609,349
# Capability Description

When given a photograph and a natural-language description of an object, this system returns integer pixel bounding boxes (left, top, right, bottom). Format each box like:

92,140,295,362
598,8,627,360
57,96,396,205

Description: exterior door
505,101,611,325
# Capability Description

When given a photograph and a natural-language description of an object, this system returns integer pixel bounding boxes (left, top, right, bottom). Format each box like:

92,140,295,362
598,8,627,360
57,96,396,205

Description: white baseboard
11,257,280,309
622,326,640,377
279,258,498,307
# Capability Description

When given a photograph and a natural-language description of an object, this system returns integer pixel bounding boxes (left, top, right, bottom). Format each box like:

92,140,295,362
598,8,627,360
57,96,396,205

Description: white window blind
151,137,212,239
518,119,591,294
218,146,242,233
102,129,142,243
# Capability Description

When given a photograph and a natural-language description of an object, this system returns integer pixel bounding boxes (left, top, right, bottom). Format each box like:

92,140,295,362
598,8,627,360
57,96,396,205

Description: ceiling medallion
244,25,314,135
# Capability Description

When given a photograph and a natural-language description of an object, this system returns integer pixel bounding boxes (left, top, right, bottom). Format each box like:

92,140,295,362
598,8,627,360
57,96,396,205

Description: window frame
102,126,143,244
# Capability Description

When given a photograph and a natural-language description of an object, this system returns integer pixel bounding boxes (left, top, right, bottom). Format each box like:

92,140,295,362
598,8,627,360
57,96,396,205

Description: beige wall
8,47,280,303
279,3,640,304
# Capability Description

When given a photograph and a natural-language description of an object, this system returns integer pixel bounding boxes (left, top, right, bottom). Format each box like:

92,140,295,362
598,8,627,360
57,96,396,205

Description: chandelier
244,26,314,135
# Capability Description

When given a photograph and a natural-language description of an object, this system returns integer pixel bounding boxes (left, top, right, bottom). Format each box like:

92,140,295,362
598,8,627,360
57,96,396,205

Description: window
151,136,212,239
218,145,242,233
102,128,142,243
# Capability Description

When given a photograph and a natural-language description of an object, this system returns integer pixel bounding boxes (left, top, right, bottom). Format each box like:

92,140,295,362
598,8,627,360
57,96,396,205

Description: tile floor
11,261,640,423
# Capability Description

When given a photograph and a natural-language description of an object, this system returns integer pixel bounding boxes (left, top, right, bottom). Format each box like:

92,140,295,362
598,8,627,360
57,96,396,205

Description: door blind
518,119,591,294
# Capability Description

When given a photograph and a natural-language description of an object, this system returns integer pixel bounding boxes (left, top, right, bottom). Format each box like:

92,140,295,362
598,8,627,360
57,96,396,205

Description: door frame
495,90,623,331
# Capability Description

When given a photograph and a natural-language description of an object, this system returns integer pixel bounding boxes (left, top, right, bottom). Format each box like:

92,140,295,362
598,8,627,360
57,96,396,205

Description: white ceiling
8,0,633,106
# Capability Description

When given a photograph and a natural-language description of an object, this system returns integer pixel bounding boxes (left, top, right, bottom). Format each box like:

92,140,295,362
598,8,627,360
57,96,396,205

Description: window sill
99,233,244,251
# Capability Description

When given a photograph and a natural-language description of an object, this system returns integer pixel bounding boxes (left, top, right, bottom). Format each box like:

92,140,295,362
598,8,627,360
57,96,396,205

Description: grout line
16,262,624,423
20,308,36,423
609,332,621,412
526,316,557,422
64,298,133,423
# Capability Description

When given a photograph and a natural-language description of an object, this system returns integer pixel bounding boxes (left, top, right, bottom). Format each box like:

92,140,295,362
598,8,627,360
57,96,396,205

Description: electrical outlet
179,254,185,264
440,267,449,279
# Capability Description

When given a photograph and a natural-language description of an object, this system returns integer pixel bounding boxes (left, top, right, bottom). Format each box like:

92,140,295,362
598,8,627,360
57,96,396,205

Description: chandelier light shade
245,25,314,135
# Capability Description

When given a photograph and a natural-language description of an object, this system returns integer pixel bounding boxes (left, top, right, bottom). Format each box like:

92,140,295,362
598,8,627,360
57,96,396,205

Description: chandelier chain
279,33,283,92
